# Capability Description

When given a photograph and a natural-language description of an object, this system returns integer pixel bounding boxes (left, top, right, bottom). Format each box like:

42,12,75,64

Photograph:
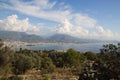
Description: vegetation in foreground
0,39,120,80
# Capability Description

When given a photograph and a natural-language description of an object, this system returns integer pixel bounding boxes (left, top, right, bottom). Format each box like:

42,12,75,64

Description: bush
0,76,22,80
9,76,23,80
42,74,49,80
41,57,56,73
0,77,8,80
12,54,33,75
64,48,85,68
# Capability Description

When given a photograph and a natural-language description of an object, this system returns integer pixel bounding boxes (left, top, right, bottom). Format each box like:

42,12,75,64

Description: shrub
9,76,23,80
0,76,23,80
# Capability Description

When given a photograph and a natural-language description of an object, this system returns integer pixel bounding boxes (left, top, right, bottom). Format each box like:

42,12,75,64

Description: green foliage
100,43,118,54
0,76,22,80
1,39,119,80
0,53,6,66
48,51,64,67
0,77,8,80
96,44,120,79
84,51,97,60
0,39,13,76
99,43,120,79
0,39,3,49
64,48,86,68
42,74,50,80
12,54,33,75
41,57,56,73
79,61,97,80
0,40,7,67
9,76,22,80
79,43,120,80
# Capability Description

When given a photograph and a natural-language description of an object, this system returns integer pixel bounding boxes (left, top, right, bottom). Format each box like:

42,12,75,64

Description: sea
14,42,118,53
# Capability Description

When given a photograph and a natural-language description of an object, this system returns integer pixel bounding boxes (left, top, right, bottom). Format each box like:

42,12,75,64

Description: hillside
47,34,103,43
0,31,117,43
0,31,45,42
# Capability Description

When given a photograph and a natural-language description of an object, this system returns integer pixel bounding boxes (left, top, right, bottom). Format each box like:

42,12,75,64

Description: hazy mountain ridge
47,34,103,43
0,31,45,42
0,31,118,43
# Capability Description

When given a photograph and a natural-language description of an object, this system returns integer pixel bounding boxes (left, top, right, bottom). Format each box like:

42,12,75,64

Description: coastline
3,41,69,48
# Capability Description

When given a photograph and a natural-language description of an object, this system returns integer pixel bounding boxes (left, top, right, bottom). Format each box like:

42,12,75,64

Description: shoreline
4,41,107,48
4,41,71,48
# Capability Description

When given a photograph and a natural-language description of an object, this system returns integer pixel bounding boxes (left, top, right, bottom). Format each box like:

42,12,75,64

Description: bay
14,42,117,53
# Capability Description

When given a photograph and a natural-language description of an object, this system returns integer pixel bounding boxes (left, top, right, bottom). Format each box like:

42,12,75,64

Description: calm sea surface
14,42,117,53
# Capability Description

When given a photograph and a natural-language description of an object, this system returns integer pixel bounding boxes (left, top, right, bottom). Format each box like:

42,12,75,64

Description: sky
0,0,120,40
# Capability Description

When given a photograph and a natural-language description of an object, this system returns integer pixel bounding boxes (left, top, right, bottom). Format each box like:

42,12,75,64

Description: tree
12,54,33,75
84,51,97,60
100,44,118,54
0,39,13,76
64,48,86,68
48,51,64,67
97,43,120,79
79,60,97,80
79,43,120,80
41,57,56,73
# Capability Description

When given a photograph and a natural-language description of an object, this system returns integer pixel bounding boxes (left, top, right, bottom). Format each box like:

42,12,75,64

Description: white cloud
57,19,89,38
4,0,71,23
96,26,105,33
72,14,96,28
0,15,40,34
94,26,116,39
58,20,72,33
56,18,118,40
1,0,120,40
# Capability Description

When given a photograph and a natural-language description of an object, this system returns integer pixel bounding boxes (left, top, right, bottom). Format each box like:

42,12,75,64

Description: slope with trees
0,39,120,80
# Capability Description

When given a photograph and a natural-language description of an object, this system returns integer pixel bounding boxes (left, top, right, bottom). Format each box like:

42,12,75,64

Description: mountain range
0,31,45,42
0,31,118,43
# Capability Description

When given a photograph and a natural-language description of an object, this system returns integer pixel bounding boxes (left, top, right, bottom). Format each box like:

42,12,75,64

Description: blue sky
0,0,120,40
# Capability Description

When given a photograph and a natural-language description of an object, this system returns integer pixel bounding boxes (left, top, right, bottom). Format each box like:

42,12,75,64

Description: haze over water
15,42,117,53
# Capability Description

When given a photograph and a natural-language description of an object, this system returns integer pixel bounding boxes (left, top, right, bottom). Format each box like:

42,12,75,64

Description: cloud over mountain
0,0,119,40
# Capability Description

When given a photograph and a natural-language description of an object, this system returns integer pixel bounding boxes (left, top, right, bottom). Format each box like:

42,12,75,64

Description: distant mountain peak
0,31,117,43
0,30,45,42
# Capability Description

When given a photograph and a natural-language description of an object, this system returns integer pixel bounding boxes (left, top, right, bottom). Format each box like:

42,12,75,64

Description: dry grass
19,68,79,80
